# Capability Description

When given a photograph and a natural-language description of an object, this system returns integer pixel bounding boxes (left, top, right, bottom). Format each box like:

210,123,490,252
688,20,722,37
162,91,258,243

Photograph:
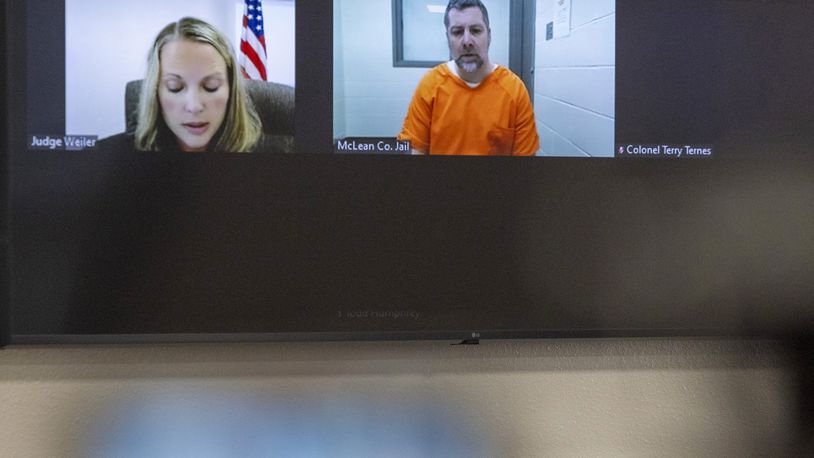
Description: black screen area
5,0,814,343
1,0,9,345
616,0,814,156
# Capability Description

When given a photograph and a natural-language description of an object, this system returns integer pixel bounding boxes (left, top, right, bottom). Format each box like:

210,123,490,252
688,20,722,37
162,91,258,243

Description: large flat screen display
3,0,814,344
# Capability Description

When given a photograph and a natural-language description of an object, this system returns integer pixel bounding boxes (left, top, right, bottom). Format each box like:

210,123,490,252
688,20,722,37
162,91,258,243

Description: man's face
446,7,490,74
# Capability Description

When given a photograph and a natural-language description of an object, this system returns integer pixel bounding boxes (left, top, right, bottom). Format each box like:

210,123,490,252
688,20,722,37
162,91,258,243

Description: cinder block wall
534,0,615,156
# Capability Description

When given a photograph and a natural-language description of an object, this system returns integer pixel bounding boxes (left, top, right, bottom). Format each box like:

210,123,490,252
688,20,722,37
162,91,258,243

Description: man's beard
455,54,483,74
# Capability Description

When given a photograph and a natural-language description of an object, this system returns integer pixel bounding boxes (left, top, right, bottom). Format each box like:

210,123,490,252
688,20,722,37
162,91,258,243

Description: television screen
4,0,814,344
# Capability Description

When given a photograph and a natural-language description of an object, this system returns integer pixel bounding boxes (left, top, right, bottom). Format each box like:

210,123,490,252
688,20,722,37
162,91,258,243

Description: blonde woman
101,17,264,152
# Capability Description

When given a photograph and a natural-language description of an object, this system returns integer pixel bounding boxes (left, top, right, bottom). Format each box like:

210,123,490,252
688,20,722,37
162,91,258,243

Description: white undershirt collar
447,60,498,88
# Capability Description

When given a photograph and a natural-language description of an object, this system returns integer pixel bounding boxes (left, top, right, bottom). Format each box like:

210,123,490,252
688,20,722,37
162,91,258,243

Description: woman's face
158,39,229,152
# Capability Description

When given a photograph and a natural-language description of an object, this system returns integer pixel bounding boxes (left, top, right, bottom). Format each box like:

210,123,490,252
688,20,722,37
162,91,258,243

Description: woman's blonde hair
135,17,262,152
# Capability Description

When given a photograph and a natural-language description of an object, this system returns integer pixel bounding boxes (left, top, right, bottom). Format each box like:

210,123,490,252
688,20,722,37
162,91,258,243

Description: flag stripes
239,0,268,81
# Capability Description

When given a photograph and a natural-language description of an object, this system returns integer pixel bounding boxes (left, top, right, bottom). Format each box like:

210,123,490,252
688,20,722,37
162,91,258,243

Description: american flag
239,0,268,80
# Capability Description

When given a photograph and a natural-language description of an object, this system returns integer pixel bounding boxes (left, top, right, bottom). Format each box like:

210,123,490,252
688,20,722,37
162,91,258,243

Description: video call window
28,0,296,153
333,0,616,157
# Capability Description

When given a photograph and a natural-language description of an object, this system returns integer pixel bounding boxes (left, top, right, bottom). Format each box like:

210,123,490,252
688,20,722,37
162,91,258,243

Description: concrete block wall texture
0,339,804,457
535,0,615,157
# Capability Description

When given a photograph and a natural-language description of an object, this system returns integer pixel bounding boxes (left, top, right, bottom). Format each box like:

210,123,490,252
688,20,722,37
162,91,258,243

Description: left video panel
27,0,296,153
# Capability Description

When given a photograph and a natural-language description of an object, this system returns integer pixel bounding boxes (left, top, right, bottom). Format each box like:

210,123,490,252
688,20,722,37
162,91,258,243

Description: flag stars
242,1,265,37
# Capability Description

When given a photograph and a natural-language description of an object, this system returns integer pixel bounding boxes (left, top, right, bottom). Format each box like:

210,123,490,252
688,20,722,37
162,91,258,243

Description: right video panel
333,0,615,156
333,0,814,159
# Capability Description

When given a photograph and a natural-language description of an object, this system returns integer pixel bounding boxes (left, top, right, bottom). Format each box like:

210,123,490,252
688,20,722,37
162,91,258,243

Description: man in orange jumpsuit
398,0,539,156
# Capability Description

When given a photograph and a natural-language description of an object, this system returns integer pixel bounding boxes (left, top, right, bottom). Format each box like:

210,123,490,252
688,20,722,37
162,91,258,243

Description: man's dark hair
443,0,490,30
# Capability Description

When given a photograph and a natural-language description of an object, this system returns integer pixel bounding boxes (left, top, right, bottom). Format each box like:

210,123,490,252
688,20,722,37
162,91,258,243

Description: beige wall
0,338,801,457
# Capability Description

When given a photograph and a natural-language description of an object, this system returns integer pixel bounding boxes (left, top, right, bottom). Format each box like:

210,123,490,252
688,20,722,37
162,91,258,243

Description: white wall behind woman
66,0,295,139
